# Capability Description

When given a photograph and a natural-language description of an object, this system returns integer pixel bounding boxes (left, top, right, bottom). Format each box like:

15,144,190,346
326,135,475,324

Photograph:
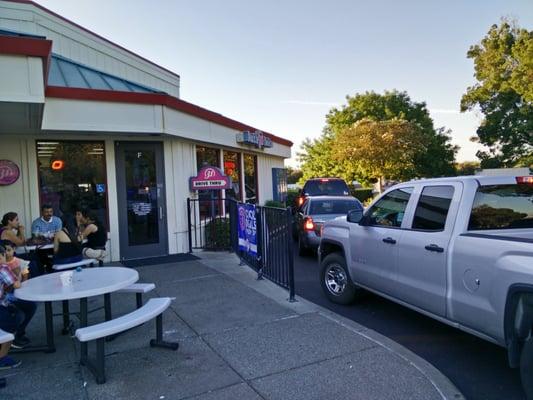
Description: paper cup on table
20,259,30,273
60,271,74,286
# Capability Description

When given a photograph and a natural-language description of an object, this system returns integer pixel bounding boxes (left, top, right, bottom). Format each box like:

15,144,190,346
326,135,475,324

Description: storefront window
224,151,241,201
196,146,219,171
244,154,258,204
36,141,108,228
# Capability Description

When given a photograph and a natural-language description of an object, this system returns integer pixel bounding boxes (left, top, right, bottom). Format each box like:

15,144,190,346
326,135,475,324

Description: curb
197,251,466,400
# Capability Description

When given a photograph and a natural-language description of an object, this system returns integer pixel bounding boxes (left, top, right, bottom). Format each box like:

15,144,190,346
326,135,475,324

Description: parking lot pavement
1,252,464,400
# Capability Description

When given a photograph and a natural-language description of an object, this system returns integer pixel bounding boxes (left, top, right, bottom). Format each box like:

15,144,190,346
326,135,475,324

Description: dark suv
296,178,350,208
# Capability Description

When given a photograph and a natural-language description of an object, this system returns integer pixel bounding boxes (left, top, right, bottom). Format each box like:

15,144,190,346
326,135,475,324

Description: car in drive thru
293,196,362,256
295,178,350,208
318,175,533,397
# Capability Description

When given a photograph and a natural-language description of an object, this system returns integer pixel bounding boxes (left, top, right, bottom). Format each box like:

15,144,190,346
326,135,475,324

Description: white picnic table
14,267,138,353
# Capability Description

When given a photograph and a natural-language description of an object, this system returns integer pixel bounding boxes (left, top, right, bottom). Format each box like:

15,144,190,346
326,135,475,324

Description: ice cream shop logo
190,166,232,191
236,130,273,149
0,160,20,186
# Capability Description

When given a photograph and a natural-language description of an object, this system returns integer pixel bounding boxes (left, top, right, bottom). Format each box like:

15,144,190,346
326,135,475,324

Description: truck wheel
320,253,358,304
520,337,533,399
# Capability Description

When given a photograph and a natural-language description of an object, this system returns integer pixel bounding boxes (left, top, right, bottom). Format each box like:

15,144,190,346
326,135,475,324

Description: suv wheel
320,253,358,304
520,337,533,398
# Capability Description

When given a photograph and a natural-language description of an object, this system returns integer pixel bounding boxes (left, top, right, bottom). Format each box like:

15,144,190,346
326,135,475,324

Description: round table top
15,267,139,302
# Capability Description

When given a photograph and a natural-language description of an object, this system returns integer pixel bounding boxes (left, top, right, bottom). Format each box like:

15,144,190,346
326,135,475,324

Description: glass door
115,142,167,260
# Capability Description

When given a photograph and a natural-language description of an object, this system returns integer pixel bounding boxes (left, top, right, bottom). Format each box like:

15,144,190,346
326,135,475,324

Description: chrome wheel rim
325,263,347,295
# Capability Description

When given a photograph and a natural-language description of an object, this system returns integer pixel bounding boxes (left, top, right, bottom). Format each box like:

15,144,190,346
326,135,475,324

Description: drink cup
59,271,73,286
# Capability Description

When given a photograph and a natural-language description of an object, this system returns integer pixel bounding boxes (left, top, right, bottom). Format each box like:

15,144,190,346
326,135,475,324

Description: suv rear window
309,199,362,215
468,184,533,230
303,180,349,196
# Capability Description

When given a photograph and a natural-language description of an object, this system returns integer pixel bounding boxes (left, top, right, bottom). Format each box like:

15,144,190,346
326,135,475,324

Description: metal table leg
80,298,88,365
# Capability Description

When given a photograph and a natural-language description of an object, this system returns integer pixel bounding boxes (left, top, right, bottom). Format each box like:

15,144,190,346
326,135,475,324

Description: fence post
187,198,193,254
286,207,296,302
256,205,263,280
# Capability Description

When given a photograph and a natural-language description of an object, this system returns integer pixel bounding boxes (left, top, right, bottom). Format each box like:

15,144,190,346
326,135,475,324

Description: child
2,241,29,282
0,245,21,369
1,241,36,349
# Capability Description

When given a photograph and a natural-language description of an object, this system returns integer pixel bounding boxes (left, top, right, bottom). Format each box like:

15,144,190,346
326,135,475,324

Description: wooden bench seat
75,297,179,383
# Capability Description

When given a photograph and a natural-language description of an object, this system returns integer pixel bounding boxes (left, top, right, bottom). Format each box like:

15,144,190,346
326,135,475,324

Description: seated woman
0,212,26,247
79,210,107,262
53,216,83,265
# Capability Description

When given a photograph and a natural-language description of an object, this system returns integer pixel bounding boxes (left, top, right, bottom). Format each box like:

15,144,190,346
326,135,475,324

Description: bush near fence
351,188,374,203
205,217,231,249
264,200,285,208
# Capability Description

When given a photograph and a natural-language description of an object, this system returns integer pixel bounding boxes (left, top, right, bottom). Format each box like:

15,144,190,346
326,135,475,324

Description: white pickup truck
318,175,533,396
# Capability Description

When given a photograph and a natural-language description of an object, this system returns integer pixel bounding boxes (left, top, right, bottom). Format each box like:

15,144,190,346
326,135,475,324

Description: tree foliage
298,90,457,185
461,20,533,167
455,161,480,176
332,119,428,186
286,167,303,184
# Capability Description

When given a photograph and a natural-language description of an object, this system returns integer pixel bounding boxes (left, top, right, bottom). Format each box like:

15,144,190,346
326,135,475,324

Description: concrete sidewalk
1,252,464,400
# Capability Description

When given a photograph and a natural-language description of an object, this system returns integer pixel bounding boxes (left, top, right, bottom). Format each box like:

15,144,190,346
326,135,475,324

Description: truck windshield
468,184,533,230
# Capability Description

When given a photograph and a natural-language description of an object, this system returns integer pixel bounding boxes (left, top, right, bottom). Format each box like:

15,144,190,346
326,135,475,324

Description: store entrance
115,142,168,260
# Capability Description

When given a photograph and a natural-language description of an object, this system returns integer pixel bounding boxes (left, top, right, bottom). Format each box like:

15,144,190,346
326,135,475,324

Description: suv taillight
298,196,305,206
304,217,315,231
516,176,533,184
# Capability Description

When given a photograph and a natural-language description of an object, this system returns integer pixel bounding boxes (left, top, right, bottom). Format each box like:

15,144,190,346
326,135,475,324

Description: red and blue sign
238,203,257,257
190,166,232,191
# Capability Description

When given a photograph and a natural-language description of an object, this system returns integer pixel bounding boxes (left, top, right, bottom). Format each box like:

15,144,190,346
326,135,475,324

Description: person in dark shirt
53,216,83,265
79,210,107,263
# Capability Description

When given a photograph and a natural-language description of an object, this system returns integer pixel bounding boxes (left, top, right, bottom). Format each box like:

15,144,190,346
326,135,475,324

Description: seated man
31,204,62,240
31,205,62,273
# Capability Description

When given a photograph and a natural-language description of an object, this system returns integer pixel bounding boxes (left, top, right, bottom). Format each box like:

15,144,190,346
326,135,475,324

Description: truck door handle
382,237,396,244
425,244,444,253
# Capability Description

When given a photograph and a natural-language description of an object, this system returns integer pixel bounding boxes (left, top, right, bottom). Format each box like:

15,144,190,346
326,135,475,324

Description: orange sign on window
51,160,65,170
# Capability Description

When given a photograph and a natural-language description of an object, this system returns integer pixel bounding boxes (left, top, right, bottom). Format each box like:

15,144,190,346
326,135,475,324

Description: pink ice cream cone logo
0,160,20,185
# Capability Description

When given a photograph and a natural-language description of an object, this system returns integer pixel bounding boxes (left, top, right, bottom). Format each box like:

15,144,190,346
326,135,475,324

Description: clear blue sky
38,0,533,166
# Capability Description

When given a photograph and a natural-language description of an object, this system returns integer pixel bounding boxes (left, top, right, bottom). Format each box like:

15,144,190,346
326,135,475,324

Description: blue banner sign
238,203,258,257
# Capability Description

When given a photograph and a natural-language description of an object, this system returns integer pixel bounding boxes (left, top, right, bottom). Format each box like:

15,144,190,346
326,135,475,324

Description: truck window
412,186,454,231
366,187,413,228
468,184,533,230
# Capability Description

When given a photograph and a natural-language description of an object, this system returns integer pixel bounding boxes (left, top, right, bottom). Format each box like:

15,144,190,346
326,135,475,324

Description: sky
35,0,533,167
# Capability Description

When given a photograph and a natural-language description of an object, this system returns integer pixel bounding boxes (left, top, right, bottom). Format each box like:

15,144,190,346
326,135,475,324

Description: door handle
382,237,396,244
159,206,164,220
425,244,444,253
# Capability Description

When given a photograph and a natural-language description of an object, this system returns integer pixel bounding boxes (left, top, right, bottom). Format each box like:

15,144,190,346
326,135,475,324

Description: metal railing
187,197,295,301
230,201,295,301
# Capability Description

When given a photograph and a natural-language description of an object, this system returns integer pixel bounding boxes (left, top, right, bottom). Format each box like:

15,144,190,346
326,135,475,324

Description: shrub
205,217,230,250
351,188,374,203
264,200,285,208
286,189,300,208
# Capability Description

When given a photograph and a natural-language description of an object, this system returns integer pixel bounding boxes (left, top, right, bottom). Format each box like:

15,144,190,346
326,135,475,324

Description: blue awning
48,54,164,94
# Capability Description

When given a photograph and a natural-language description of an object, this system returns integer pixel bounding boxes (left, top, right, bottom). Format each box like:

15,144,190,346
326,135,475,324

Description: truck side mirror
347,209,363,224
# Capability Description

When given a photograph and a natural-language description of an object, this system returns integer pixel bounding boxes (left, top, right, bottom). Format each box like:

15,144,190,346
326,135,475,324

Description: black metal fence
187,197,295,301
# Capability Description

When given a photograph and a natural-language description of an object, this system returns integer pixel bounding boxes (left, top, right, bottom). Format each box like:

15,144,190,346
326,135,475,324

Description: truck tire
521,337,533,399
320,252,358,305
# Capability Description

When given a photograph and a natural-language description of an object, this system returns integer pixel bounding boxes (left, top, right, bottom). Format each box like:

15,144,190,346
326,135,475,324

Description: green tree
286,167,303,184
298,90,457,184
455,161,480,176
332,119,428,190
461,20,533,167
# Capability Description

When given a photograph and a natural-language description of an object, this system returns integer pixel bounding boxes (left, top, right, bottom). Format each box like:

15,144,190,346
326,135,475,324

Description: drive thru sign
189,166,232,191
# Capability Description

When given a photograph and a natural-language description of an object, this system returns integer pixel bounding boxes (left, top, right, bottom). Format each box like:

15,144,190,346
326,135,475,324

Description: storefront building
0,0,292,261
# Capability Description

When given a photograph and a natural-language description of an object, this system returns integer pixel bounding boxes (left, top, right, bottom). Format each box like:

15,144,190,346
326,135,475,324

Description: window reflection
36,141,108,229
